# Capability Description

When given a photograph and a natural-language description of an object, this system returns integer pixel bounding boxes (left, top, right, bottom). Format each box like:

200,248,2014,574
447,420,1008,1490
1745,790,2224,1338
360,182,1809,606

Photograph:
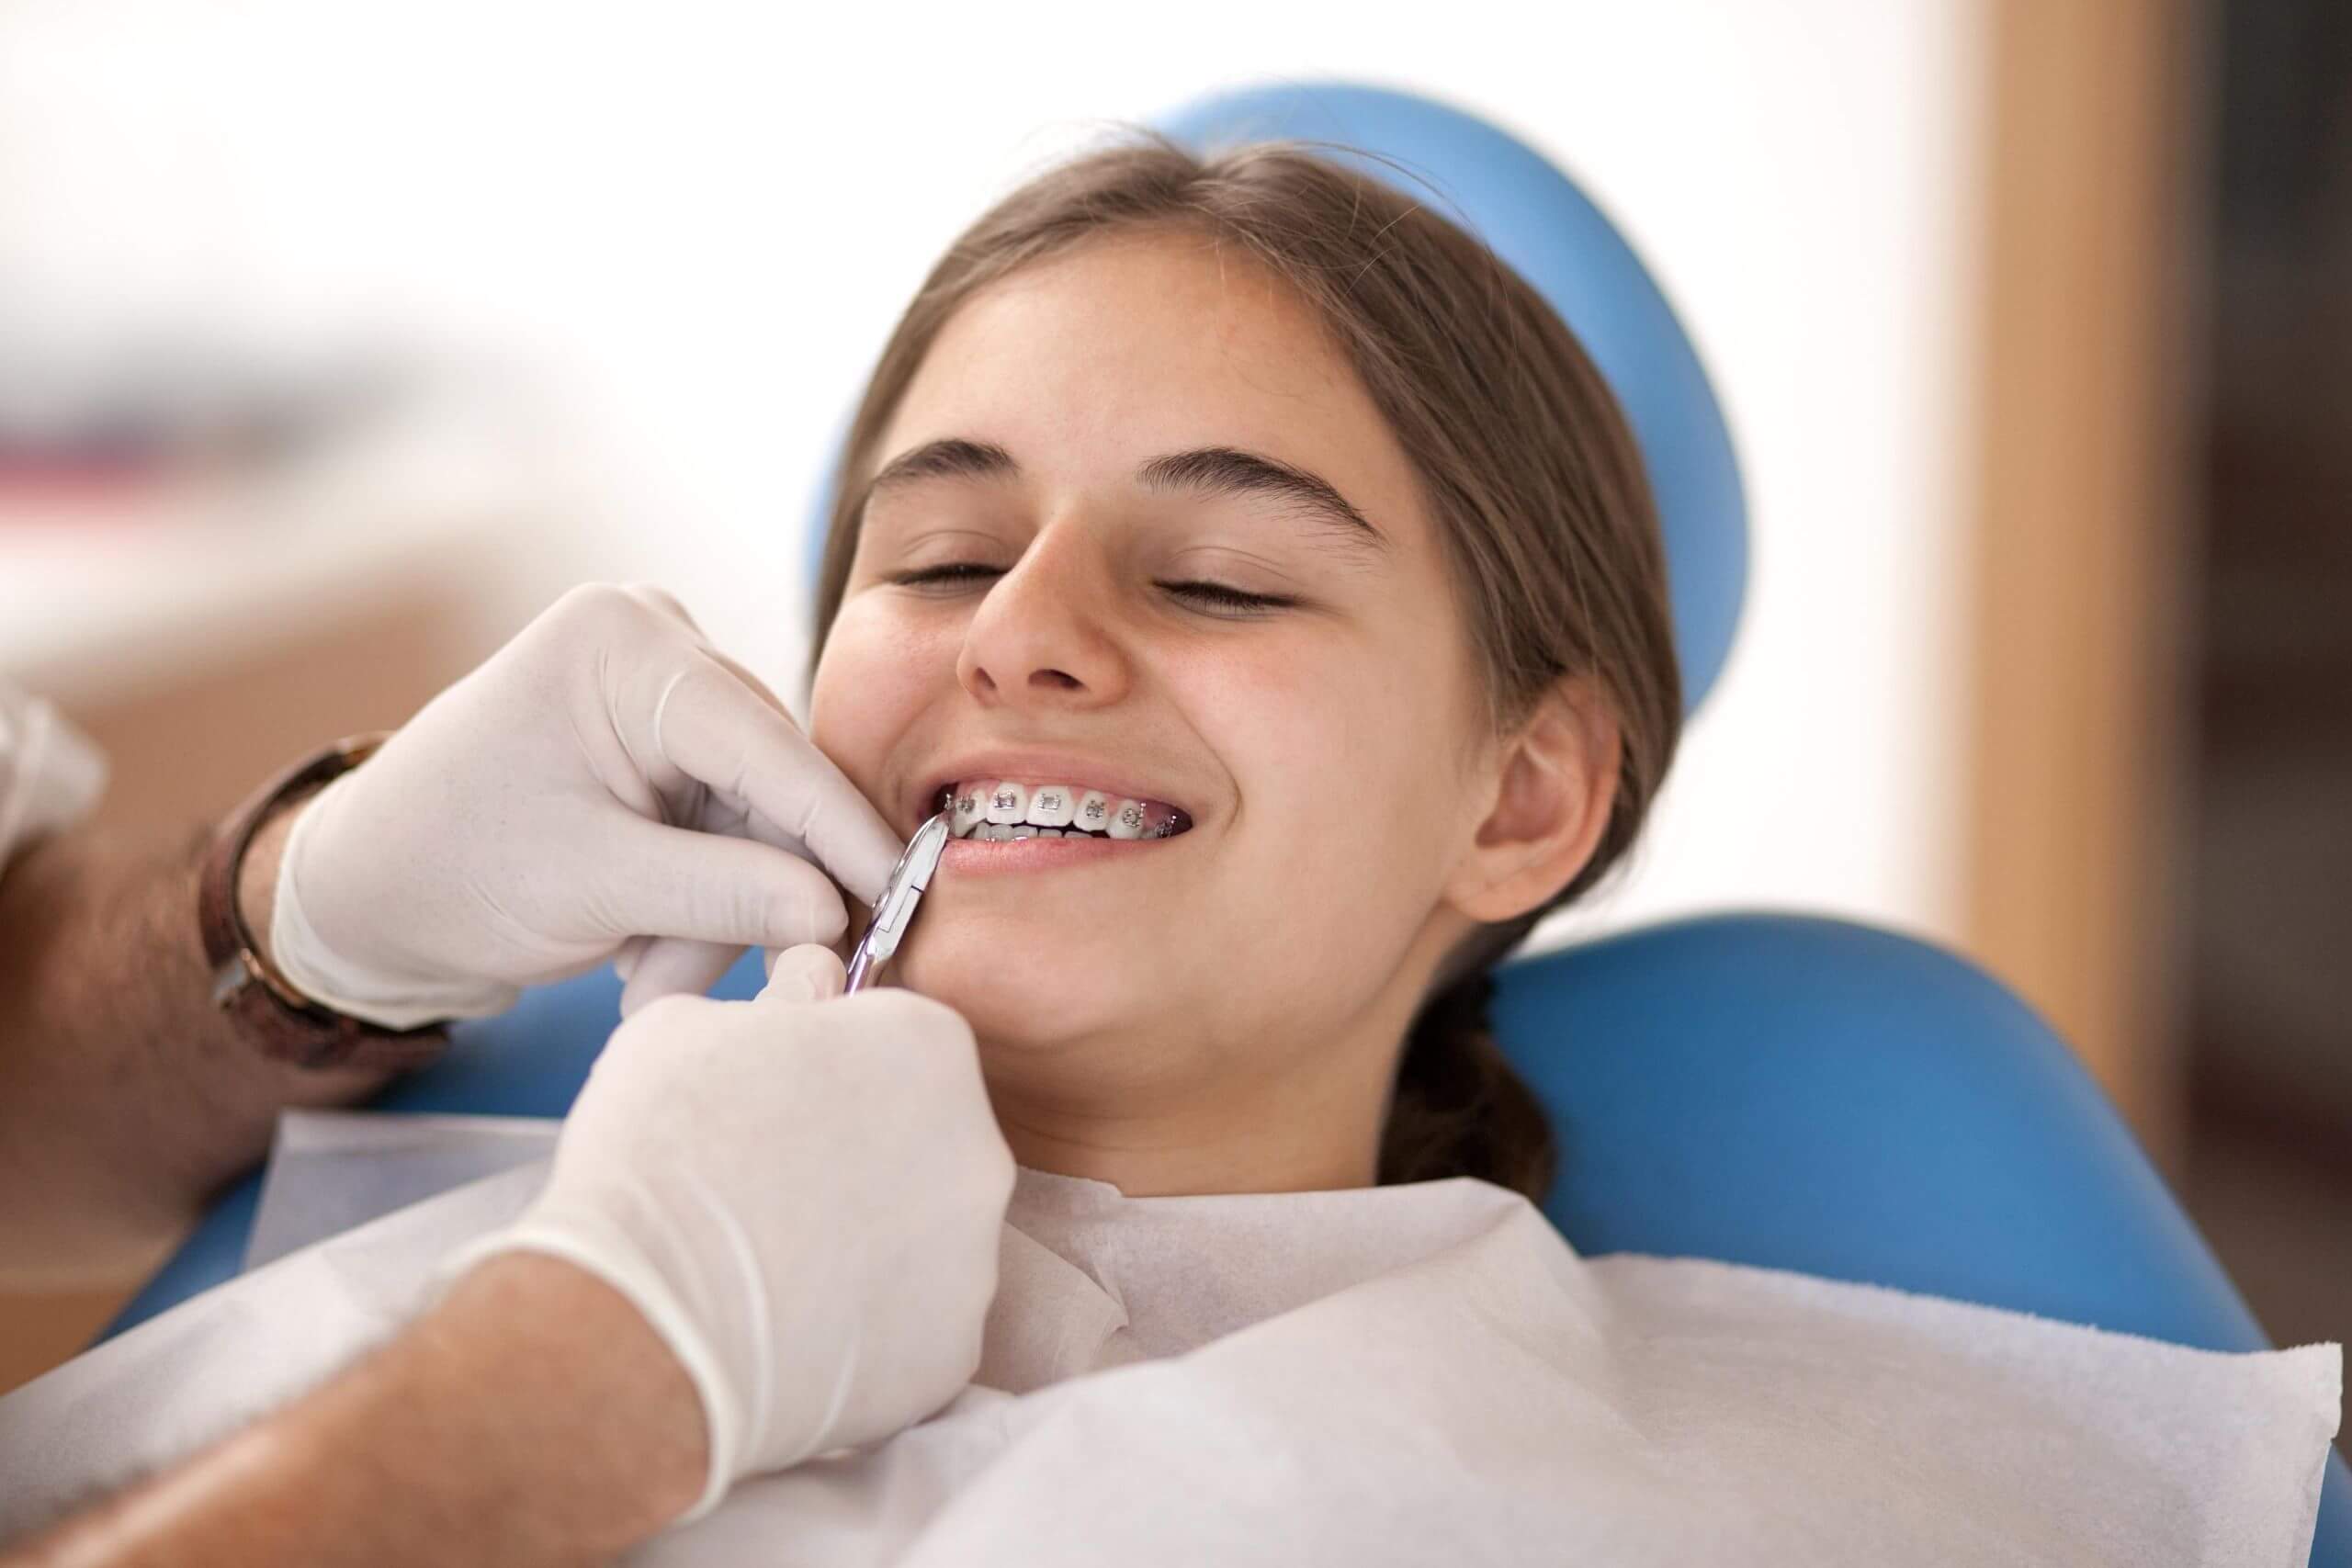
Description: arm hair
0,1255,707,1566
0,809,392,1286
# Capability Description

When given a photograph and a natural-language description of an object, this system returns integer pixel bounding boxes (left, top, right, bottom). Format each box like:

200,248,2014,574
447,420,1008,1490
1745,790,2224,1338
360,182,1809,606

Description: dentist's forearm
0,1252,709,1567
0,807,392,1285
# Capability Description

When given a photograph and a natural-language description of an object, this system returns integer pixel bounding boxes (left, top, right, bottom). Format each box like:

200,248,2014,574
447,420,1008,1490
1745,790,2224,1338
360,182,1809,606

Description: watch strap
198,735,452,1072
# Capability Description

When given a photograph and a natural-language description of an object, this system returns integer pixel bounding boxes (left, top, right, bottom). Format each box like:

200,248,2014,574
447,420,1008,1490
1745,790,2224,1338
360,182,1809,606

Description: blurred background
1,0,2344,1394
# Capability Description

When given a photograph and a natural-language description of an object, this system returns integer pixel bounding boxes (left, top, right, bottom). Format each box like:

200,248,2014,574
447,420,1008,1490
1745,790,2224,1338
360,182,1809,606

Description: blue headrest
804,81,1748,717
1153,82,1747,716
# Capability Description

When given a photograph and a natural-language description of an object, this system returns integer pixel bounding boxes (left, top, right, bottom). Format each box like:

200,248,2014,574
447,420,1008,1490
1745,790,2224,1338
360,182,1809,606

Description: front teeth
985,782,1027,825
947,780,1177,840
1023,785,1076,828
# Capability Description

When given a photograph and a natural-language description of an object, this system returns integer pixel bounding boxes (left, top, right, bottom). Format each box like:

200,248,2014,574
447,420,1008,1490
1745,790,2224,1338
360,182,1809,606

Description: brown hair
808,130,1682,1205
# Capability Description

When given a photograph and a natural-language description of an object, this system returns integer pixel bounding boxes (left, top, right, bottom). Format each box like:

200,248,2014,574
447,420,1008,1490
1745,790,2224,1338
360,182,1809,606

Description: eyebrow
860,437,1388,553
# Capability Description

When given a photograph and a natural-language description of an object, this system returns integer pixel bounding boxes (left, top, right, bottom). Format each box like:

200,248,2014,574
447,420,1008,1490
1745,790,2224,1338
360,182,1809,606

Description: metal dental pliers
843,811,954,992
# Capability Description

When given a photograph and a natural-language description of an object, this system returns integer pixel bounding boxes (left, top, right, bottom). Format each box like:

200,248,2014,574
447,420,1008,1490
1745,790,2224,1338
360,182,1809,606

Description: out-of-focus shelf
0,404,587,846
2,510,511,707
0,412,566,706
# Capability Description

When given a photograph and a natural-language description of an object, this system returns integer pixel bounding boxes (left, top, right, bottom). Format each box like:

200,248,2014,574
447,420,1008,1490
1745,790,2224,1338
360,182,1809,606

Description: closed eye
885,563,1295,616
888,562,1003,591
1158,580,1295,615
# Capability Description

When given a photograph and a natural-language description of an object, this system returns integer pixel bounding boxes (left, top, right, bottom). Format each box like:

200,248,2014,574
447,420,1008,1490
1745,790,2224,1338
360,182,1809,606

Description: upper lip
910,750,1194,834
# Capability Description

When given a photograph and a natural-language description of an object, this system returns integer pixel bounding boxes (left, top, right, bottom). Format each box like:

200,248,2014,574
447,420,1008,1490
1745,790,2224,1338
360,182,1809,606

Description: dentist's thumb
759,944,848,1005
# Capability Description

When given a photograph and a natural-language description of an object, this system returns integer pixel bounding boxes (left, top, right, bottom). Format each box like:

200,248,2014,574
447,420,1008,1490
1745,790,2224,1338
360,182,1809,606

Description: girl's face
810,231,1599,1187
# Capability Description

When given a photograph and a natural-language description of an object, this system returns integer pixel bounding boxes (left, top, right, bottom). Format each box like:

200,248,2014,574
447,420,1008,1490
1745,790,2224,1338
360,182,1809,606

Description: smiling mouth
932,779,1193,841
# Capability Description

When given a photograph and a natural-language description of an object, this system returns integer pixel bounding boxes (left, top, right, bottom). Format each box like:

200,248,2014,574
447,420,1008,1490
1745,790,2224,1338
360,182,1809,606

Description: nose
956,518,1133,712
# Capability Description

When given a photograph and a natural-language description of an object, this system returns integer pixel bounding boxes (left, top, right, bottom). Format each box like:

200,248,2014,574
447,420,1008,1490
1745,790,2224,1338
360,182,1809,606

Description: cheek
1215,621,1466,833
1191,631,1471,971
807,597,951,799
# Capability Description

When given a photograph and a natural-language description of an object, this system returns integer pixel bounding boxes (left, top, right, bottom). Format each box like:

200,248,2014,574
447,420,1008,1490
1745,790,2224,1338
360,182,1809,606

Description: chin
897,924,1125,1046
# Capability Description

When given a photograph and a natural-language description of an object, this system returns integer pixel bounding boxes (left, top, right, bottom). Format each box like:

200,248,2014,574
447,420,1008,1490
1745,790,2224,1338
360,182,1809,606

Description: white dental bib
0,1157,2335,1565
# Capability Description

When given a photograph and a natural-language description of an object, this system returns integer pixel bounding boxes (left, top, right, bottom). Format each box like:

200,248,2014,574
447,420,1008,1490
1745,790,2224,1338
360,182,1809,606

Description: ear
1443,674,1622,925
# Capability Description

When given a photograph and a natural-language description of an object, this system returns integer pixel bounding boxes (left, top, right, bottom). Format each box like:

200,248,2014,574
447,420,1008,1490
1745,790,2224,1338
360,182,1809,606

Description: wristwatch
197,734,452,1072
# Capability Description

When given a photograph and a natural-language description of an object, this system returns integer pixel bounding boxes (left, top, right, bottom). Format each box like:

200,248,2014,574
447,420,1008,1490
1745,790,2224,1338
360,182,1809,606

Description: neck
971,919,1466,1199
979,1021,1401,1199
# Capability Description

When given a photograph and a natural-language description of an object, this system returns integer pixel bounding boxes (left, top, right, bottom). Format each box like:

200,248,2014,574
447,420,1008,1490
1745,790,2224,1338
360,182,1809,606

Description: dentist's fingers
692,639,797,726
618,935,745,1017
613,933,654,983
758,944,848,1005
613,581,792,728
615,588,803,714
616,581,705,637
609,818,853,953
653,662,904,908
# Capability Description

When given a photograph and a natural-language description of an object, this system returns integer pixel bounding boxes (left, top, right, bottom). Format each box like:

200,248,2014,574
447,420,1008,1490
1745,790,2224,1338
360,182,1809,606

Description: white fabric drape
0,1158,2336,1565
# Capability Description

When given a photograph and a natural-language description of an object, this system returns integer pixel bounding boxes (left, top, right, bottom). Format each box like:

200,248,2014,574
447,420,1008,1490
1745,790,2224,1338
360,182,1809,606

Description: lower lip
938,832,1186,875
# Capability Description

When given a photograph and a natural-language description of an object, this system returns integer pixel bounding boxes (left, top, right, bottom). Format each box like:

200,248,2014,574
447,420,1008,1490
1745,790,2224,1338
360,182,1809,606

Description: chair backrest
1518,912,2348,1567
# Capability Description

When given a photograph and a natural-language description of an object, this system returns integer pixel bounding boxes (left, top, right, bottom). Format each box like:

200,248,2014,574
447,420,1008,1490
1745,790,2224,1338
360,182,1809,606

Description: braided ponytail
1377,966,1557,1203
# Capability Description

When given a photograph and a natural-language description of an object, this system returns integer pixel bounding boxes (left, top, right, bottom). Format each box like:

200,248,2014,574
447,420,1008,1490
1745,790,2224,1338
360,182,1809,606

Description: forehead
878,231,1429,533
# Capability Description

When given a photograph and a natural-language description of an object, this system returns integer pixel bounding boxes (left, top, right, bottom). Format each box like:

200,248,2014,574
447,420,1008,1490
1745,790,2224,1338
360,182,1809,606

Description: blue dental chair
103,82,2346,1563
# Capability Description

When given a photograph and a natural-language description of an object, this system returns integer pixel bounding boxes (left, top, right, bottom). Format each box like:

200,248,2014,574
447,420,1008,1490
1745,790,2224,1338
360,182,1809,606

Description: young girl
803,130,1679,1207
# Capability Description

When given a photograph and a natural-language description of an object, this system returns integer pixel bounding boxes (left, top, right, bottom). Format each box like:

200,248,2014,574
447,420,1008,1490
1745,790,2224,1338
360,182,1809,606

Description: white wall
0,0,1985,950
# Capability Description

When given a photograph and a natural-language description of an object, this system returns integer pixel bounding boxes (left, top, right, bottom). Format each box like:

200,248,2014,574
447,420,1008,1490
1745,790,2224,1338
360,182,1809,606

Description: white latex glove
0,682,107,879
268,583,904,1026
436,945,1016,1520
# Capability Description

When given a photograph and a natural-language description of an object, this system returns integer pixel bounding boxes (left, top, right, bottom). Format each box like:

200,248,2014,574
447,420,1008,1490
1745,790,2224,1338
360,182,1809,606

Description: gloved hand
267,583,903,1026
0,682,107,874
437,945,1016,1520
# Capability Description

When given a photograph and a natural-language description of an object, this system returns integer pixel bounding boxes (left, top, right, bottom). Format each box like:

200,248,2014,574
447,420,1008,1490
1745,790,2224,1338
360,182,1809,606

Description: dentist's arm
3,949,1014,1566
0,584,903,1282
1,1253,709,1568
0,805,397,1282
